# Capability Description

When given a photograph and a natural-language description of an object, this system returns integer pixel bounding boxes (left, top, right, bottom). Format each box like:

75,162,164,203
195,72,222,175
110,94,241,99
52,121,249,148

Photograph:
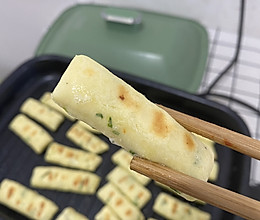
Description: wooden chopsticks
129,105,260,219
130,156,260,220
158,104,260,160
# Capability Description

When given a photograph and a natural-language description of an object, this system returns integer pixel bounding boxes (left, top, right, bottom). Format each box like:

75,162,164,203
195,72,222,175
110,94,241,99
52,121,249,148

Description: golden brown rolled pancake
52,55,214,187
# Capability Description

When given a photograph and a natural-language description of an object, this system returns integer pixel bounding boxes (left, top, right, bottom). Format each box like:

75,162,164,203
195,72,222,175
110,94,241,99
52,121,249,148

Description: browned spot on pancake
118,85,139,108
137,192,144,199
151,110,170,137
57,146,64,153
7,186,15,199
39,108,45,114
104,213,111,219
73,176,82,186
123,153,128,159
116,198,123,206
27,203,33,212
118,176,128,183
48,173,54,181
119,94,125,100
84,68,96,76
23,125,30,132
184,132,195,151
72,127,84,138
16,199,21,205
66,151,74,158
83,178,89,186
129,184,134,191
92,143,97,149
31,130,37,137
171,203,178,214
61,174,67,180
125,209,132,216
37,201,45,217
84,135,91,143
109,191,115,198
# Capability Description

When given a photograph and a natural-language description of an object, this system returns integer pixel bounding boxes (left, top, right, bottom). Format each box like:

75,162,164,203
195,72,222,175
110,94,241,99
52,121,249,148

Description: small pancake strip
56,207,89,220
97,182,144,220
45,142,102,171
9,114,53,154
66,123,109,154
20,97,64,131
30,166,101,194
0,179,58,220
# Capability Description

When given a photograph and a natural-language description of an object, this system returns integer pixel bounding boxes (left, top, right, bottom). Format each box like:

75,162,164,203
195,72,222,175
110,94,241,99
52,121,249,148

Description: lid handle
101,7,142,25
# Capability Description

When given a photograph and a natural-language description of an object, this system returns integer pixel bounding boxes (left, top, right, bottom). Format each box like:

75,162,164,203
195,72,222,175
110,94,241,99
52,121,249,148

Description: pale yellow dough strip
66,122,109,154
40,91,75,121
97,182,144,220
106,166,151,209
94,206,120,220
56,207,89,220
9,114,53,154
153,192,211,220
45,142,102,171
20,97,64,131
0,179,58,220
111,149,151,185
30,166,101,194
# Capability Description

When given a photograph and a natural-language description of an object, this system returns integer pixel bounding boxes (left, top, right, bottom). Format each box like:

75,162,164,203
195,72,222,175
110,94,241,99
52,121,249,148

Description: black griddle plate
0,55,253,220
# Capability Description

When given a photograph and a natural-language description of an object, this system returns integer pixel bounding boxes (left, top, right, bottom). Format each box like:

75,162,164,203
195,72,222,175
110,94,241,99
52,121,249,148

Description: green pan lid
35,4,208,93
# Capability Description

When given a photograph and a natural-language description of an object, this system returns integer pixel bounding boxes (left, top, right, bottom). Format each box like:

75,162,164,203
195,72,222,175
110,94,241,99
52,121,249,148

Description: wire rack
199,28,260,186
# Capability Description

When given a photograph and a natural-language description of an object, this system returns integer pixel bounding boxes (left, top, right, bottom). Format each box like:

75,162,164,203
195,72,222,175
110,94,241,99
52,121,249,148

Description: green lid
35,4,208,93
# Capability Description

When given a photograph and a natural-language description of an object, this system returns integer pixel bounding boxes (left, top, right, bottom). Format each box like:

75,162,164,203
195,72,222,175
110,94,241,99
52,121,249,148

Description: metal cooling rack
199,28,260,186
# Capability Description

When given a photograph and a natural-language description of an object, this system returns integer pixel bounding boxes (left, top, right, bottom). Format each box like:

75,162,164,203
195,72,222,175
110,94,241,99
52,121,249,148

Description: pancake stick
158,104,260,160
130,156,260,220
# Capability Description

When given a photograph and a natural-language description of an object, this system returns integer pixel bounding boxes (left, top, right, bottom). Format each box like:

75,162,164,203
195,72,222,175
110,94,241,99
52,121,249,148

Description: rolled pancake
52,55,214,184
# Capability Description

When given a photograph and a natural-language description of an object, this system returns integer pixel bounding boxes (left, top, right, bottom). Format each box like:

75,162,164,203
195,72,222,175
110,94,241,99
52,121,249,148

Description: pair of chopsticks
130,105,260,220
